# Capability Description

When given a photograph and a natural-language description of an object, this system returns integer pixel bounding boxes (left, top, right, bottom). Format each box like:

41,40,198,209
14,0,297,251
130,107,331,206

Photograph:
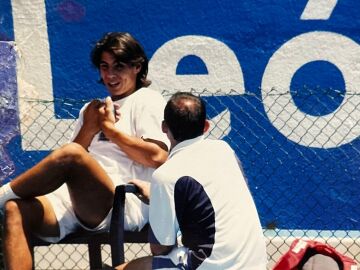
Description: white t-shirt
72,87,169,186
150,136,267,269
56,87,169,231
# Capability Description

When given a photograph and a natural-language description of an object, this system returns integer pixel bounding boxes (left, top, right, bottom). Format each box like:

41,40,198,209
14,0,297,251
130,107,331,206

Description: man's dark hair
91,32,151,89
164,92,207,142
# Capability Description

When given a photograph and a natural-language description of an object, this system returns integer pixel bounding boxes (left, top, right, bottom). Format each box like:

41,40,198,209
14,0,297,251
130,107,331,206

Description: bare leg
115,256,153,270
10,142,114,227
3,142,115,269
3,196,59,270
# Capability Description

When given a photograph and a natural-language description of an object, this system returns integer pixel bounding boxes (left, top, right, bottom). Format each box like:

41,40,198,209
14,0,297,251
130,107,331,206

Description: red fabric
272,239,358,270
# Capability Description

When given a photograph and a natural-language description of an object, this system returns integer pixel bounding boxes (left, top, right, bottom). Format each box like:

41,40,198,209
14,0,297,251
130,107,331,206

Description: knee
4,200,21,216
50,142,87,166
3,200,23,229
3,199,43,232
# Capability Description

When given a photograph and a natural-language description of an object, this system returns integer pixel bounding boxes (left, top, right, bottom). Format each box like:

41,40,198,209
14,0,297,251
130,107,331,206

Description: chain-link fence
1,89,359,269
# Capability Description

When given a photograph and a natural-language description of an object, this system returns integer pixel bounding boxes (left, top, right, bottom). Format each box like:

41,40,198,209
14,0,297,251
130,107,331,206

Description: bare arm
73,100,102,149
100,97,168,168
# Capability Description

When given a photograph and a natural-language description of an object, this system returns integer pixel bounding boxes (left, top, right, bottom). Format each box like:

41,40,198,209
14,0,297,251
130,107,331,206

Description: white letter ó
261,31,360,148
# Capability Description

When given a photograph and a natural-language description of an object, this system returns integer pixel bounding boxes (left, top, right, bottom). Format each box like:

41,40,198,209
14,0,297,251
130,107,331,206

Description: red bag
272,239,358,270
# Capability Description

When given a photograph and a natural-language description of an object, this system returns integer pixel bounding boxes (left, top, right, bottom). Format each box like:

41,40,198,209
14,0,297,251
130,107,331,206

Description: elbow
150,243,173,256
142,139,169,168
149,151,168,168
152,156,167,168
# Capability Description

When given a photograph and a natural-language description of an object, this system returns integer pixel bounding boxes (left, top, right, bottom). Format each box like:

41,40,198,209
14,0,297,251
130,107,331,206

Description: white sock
0,183,20,208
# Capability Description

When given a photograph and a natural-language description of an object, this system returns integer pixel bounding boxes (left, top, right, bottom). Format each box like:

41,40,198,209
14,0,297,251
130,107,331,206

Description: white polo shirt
150,136,267,269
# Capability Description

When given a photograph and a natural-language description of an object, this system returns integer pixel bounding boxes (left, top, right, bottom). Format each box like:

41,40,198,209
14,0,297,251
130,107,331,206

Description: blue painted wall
1,0,359,231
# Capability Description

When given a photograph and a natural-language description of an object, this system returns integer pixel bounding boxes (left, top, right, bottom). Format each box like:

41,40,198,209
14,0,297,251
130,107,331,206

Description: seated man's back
150,136,267,269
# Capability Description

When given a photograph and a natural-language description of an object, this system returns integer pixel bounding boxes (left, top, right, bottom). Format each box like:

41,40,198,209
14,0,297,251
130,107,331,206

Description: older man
117,92,267,270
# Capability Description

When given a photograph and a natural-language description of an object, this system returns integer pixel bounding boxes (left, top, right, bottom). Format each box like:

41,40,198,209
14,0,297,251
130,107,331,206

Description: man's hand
99,96,121,138
128,179,150,205
82,99,103,135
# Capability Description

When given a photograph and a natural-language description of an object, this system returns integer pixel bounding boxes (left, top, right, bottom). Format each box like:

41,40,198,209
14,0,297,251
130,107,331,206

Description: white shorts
152,246,189,270
37,184,149,243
